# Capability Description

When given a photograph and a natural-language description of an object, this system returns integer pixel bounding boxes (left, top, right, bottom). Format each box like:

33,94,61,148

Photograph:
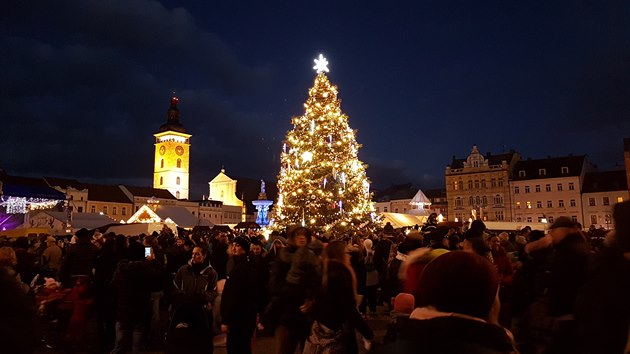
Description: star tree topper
313,54,330,73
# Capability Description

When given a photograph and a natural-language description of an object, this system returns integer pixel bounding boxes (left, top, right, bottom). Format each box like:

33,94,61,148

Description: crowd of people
0,201,629,354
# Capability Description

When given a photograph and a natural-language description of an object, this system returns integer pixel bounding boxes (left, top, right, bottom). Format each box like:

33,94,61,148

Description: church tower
153,96,191,200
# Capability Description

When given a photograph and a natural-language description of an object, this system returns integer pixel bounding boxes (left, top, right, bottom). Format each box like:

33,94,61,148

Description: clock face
159,146,166,155
175,146,184,156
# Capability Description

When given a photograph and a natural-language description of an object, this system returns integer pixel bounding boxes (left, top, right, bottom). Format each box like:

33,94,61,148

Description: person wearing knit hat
232,236,250,253
574,200,630,354
400,247,449,302
382,251,516,354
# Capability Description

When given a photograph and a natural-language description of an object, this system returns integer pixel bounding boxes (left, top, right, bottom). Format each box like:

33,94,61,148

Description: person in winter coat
575,200,630,354
381,251,517,354
267,226,320,354
110,244,163,354
359,238,379,316
220,237,264,354
58,228,99,287
304,241,374,354
173,246,219,308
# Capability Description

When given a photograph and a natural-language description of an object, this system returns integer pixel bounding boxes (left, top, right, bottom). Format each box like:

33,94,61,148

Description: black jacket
111,259,163,324
58,239,99,286
220,255,264,329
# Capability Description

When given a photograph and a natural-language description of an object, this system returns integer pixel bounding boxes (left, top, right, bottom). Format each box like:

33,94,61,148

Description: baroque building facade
445,146,519,222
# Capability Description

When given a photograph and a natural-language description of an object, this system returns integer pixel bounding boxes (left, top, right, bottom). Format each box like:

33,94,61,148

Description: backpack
365,252,376,272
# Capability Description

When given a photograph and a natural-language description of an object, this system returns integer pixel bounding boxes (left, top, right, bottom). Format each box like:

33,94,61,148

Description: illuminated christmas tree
274,55,374,231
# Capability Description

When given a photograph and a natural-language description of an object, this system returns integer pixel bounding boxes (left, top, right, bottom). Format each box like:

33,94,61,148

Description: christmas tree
274,55,374,231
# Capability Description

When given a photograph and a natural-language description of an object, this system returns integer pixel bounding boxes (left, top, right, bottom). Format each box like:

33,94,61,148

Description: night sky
2,0,629,199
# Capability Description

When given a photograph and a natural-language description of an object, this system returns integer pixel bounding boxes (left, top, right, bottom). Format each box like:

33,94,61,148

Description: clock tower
153,96,191,200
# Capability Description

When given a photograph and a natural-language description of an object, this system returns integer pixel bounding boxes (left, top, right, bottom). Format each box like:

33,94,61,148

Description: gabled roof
122,185,176,199
512,155,586,180
36,211,115,229
210,170,236,184
154,205,198,228
582,170,627,193
85,184,133,203
410,189,431,205
43,177,86,190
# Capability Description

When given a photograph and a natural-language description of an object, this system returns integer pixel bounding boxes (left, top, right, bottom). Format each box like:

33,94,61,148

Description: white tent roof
39,211,115,230
105,223,175,237
380,212,428,228
154,205,198,228
409,189,431,206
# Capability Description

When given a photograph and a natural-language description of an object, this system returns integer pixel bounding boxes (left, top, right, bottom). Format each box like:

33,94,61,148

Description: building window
176,191,180,199
482,196,488,205
468,180,473,189
590,215,597,225
498,178,504,187
570,199,576,207
495,211,504,221
519,170,526,177
603,197,609,206
539,168,546,176
176,177,181,185
160,177,163,185
77,207,83,213
535,185,541,193
516,217,522,222
536,201,542,208
161,159,164,168
559,200,565,207
469,196,474,206
453,181,458,191
384,207,388,212
494,194,503,205
113,207,117,215
515,186,520,194
568,182,575,191
561,166,569,174
527,217,532,222
571,215,578,222
91,205,96,213
557,183,563,191
547,200,553,208
474,180,480,189
548,216,554,223
526,201,532,209
122,207,126,216
455,197,463,207
589,198,595,206
481,179,486,188
525,186,530,193
103,206,108,214
375,207,380,213
618,197,624,203
177,159,182,168
476,196,481,205
516,202,521,209
546,184,551,192
491,178,497,187
80,196,83,201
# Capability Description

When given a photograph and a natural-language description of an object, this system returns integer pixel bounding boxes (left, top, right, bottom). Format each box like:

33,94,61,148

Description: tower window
176,191,180,199
177,159,182,168
176,177,181,185
161,159,164,168
160,177,163,185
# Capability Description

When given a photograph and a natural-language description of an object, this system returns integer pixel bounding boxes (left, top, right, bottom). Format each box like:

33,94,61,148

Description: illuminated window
516,202,521,209
176,177,181,185
161,159,164,168
618,197,624,203
177,159,182,168
526,201,532,209
453,181,458,191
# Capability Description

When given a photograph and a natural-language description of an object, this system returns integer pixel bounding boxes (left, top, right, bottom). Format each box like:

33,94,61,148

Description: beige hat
46,236,56,243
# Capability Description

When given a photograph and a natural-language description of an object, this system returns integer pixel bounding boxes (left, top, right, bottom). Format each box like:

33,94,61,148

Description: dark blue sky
2,0,629,199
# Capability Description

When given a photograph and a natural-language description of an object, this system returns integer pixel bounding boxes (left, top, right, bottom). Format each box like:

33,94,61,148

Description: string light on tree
274,54,374,231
